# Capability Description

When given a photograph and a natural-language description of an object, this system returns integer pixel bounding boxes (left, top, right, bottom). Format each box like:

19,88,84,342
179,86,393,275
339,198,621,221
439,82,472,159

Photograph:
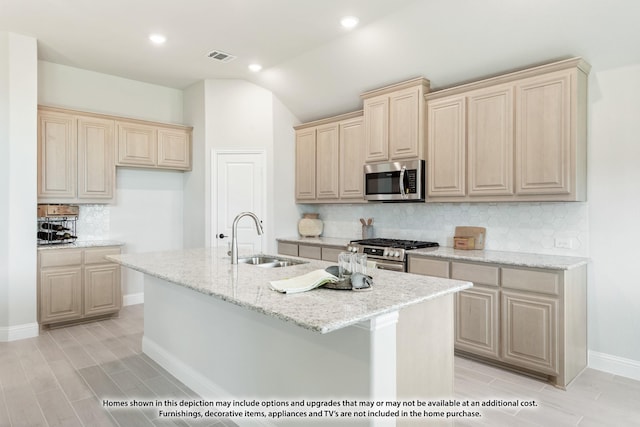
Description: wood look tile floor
1,304,639,426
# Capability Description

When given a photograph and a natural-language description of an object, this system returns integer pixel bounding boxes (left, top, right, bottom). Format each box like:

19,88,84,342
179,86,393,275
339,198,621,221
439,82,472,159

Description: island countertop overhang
107,247,472,334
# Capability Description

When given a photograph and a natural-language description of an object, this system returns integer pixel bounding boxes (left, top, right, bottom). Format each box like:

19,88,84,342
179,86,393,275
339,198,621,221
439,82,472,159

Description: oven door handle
374,260,405,272
399,166,407,199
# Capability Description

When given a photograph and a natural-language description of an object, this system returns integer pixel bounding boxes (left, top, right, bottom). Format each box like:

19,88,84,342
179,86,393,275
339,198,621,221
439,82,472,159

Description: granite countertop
37,240,125,250
408,246,588,270
107,247,471,334
277,236,351,248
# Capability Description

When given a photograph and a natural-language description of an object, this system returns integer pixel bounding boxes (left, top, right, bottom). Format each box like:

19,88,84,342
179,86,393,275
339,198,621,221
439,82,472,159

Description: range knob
393,250,401,258
383,249,389,257
349,245,358,252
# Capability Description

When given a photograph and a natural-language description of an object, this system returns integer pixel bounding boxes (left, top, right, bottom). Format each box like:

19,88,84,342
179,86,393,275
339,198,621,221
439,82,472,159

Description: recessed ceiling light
248,64,263,72
340,16,359,29
149,34,167,45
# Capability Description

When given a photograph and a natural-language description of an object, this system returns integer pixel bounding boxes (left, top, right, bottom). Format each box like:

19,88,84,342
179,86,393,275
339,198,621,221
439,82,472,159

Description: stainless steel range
347,238,439,272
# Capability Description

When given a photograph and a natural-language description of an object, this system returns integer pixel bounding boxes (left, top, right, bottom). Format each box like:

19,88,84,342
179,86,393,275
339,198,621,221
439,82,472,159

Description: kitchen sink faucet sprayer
230,212,264,264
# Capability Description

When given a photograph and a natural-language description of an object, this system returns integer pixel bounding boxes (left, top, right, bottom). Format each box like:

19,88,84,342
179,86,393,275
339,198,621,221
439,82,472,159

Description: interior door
212,151,266,254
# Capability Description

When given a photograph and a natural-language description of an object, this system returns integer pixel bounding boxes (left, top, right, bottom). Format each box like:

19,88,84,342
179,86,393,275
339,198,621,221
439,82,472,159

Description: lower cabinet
408,255,586,388
38,246,122,326
277,241,345,263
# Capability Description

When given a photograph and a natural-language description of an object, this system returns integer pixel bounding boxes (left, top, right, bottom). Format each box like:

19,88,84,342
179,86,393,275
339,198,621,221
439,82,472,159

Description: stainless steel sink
238,255,307,268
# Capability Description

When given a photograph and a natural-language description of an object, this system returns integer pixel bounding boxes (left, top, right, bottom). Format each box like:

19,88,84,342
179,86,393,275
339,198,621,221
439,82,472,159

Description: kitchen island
108,247,472,427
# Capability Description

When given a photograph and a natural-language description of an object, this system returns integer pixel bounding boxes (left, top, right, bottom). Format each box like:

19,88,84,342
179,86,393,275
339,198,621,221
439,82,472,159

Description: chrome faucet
230,212,264,264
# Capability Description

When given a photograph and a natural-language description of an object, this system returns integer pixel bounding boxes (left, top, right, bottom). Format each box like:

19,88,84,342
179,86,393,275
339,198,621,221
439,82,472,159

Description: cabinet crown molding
360,77,430,100
38,105,193,131
294,110,363,130
426,57,591,100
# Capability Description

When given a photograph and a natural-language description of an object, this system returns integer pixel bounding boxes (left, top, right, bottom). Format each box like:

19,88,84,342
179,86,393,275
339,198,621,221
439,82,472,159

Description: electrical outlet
554,238,573,249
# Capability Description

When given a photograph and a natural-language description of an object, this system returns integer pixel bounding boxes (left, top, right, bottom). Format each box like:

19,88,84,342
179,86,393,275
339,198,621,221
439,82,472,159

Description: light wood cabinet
116,121,157,167
426,57,589,202
339,117,365,199
427,96,466,197
316,123,340,199
38,246,122,327
38,108,115,204
455,285,500,360
502,290,558,374
515,68,585,198
77,116,115,201
467,85,514,196
116,120,191,171
294,111,365,203
407,255,586,388
362,78,429,162
295,128,317,200
278,241,346,262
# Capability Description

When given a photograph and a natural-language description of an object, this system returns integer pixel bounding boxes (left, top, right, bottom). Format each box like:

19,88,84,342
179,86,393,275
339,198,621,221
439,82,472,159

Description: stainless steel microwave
364,160,425,202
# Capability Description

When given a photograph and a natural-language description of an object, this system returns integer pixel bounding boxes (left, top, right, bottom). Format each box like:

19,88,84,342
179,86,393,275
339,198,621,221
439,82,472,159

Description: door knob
218,233,227,239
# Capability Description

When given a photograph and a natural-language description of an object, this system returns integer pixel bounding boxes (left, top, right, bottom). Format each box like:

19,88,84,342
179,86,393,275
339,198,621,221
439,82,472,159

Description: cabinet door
158,127,191,170
427,96,466,197
364,96,389,162
389,86,421,160
316,123,340,199
502,290,558,375
515,70,572,195
467,85,514,196
40,266,82,324
339,117,365,199
38,111,77,200
77,116,115,201
116,121,157,167
455,287,500,359
84,264,122,317
295,128,316,200
407,257,450,278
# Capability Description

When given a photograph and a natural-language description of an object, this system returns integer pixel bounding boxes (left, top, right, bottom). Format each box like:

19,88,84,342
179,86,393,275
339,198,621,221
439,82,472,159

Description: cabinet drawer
408,257,450,278
502,268,560,295
84,247,121,265
321,247,344,263
277,242,298,257
39,249,82,268
452,262,499,287
298,244,322,260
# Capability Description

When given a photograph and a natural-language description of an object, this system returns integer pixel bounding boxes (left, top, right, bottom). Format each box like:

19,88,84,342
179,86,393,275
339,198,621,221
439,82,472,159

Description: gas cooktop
350,238,439,250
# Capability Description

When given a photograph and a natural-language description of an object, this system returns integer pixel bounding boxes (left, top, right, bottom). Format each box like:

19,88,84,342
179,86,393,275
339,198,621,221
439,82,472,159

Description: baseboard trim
142,337,274,427
0,322,39,342
123,292,144,306
589,350,640,381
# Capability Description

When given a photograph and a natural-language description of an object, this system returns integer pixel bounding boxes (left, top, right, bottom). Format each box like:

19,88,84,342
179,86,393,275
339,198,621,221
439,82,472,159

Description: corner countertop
37,240,125,250
408,247,588,270
107,247,471,334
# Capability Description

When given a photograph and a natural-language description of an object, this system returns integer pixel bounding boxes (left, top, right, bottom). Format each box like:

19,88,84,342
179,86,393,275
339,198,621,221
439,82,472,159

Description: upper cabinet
116,120,192,171
426,57,589,202
295,111,365,203
361,78,430,163
38,107,115,204
38,106,193,204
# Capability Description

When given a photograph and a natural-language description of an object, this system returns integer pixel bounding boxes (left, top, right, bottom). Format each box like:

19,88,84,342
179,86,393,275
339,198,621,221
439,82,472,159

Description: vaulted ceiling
3,0,639,122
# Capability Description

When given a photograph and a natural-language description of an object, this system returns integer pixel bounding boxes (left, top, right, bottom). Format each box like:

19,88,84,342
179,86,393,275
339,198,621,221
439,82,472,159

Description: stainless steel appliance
347,238,438,272
364,159,425,202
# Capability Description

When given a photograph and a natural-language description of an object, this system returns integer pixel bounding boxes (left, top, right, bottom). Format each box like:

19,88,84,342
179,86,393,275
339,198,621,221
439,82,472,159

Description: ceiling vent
207,50,236,63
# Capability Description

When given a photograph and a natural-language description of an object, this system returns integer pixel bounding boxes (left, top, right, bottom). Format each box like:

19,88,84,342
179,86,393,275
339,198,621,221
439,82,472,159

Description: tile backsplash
301,202,588,257
76,205,110,240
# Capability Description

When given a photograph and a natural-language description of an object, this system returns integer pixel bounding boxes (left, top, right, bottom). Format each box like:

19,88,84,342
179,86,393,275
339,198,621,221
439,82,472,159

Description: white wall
182,81,206,248
187,79,299,253
0,32,38,341
588,64,640,367
38,61,185,299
